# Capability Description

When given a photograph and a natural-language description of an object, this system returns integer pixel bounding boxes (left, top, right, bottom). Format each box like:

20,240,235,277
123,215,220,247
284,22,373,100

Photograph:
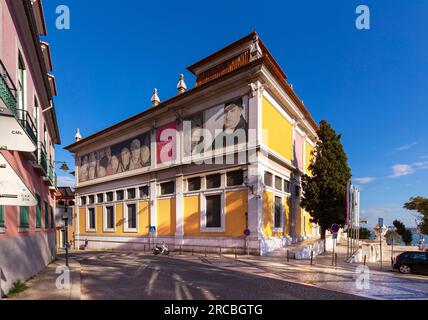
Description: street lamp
62,204,69,267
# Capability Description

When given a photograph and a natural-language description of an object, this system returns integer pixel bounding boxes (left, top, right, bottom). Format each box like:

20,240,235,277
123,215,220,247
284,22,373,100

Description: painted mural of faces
88,152,97,180
110,154,120,175
224,100,245,134
97,147,111,178
129,139,142,170
80,155,89,182
120,147,131,172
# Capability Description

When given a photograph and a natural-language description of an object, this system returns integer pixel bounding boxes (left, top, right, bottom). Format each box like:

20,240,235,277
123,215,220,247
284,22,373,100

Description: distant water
412,233,428,246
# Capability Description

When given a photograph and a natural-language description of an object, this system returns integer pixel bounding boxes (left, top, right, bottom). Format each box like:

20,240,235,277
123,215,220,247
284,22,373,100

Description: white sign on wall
0,153,37,206
0,102,37,153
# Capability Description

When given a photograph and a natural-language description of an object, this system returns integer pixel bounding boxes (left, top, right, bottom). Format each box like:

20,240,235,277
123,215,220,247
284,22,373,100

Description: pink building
0,0,60,296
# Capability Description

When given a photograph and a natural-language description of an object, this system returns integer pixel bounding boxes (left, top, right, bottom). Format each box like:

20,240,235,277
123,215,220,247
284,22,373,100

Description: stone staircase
265,237,326,259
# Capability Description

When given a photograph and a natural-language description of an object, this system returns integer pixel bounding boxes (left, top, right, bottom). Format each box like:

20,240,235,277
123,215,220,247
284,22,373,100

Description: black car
392,251,428,275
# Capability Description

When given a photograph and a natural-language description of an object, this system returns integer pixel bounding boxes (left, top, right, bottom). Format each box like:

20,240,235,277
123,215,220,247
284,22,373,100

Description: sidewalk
6,258,81,300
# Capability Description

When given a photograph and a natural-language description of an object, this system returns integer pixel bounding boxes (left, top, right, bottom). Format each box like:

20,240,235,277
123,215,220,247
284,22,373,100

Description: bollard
335,253,338,266
192,248,194,256
364,255,367,266
234,249,237,260
310,251,314,265
220,247,222,257
287,249,290,262
205,248,207,257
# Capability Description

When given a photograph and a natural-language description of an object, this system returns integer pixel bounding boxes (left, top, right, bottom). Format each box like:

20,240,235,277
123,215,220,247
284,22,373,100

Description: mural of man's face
130,139,141,163
121,147,130,168
140,145,150,165
224,103,243,131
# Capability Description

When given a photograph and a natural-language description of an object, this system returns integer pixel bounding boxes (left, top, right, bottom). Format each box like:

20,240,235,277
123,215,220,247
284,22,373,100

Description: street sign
378,218,384,228
149,226,156,232
243,229,250,236
331,223,340,233
332,232,338,240
0,104,36,152
0,153,37,206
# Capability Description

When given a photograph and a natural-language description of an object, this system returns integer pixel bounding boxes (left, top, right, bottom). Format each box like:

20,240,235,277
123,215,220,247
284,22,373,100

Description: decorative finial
151,88,160,106
177,74,187,94
250,34,262,61
75,128,82,141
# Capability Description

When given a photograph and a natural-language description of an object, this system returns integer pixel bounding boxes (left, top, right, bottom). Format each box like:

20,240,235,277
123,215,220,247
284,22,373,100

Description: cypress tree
301,120,352,239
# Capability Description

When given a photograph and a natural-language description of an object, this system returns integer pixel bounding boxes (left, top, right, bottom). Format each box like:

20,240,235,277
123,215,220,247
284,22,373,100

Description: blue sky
42,0,428,228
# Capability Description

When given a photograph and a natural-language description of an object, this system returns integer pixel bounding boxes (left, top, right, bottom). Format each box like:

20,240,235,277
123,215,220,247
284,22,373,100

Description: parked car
392,251,428,275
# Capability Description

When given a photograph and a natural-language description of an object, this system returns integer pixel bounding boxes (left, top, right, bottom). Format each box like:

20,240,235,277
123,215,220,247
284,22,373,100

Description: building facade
66,32,319,255
0,0,60,296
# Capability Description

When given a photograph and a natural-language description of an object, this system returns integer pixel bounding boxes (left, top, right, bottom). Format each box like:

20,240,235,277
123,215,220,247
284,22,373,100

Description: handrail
16,109,37,145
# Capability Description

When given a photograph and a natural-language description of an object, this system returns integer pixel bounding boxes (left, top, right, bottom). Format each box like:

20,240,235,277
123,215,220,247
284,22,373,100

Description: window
97,194,104,203
44,201,49,229
106,192,114,202
50,206,54,229
411,253,427,261
87,208,96,231
125,203,137,231
274,196,282,229
18,53,26,112
187,177,201,191
127,188,136,199
19,206,29,229
227,170,243,186
139,186,149,198
116,190,124,201
105,205,115,231
81,196,87,205
160,182,175,195
206,174,221,189
36,195,41,228
284,180,290,193
264,172,273,187
88,195,95,204
205,194,222,228
275,176,282,191
0,205,5,228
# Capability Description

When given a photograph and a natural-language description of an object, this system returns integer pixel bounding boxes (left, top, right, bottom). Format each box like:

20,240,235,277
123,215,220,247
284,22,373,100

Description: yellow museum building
65,32,319,255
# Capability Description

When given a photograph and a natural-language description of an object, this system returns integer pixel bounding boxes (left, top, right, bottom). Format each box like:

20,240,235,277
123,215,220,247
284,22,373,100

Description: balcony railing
17,109,38,146
0,59,17,116
34,142,48,174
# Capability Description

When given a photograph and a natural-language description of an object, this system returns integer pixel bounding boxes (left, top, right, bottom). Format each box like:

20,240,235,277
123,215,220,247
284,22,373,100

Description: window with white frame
127,188,136,199
116,190,124,201
206,174,221,189
104,205,115,232
201,192,225,232
160,181,175,195
273,196,283,230
81,196,87,205
97,193,104,203
284,180,290,193
264,172,273,187
124,203,137,232
226,170,243,187
106,192,114,202
87,207,96,231
88,195,95,204
275,176,282,191
139,186,149,198
187,177,201,191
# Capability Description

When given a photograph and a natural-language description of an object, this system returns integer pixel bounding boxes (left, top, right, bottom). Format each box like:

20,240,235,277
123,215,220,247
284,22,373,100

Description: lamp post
62,204,69,267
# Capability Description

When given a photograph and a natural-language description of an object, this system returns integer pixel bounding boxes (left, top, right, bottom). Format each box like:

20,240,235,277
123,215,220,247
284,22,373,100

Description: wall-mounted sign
0,103,36,153
0,153,37,206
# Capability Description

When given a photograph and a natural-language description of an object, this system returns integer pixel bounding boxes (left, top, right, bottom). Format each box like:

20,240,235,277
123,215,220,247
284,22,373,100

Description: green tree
301,120,352,239
393,220,413,246
403,196,428,234
359,227,372,239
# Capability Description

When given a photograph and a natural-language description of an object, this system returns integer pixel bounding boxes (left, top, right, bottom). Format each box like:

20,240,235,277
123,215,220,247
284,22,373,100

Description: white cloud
395,142,417,152
354,177,375,184
390,164,414,178
57,176,75,188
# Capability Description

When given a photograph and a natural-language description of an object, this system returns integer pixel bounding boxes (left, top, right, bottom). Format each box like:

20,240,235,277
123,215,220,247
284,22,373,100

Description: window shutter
0,205,5,227
36,195,41,228
44,201,49,228
19,206,30,228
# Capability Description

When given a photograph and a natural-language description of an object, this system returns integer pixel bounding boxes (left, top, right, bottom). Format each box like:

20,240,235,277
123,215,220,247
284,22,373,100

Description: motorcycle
153,242,170,255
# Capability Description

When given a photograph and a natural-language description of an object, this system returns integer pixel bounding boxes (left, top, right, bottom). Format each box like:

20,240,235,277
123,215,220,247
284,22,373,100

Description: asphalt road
69,251,366,300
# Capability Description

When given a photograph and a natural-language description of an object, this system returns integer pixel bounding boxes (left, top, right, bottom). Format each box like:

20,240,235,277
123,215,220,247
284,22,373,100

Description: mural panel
78,132,151,183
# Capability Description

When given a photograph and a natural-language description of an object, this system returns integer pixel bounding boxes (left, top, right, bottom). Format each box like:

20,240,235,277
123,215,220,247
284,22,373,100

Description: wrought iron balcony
17,109,38,146
33,142,48,175
0,59,17,116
